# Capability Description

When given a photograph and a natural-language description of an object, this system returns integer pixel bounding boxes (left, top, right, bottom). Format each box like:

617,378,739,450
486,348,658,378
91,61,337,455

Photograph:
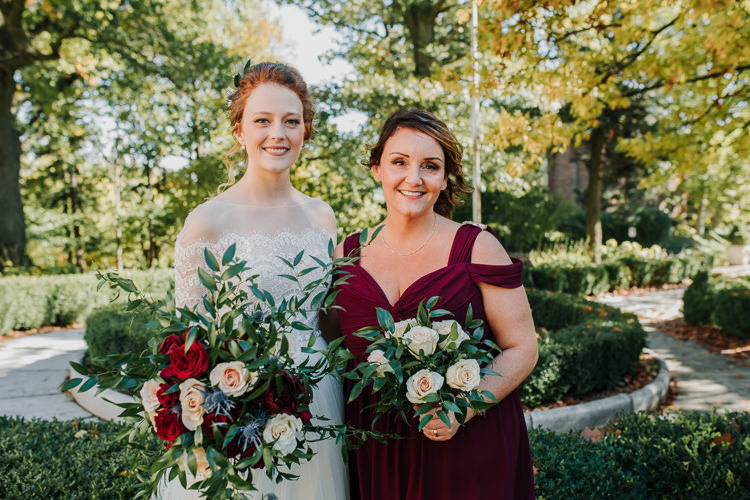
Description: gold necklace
381,213,438,256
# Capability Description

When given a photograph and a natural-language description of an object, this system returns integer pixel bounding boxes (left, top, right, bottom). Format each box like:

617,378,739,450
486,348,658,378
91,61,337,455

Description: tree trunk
401,2,442,78
586,127,605,263
0,67,28,268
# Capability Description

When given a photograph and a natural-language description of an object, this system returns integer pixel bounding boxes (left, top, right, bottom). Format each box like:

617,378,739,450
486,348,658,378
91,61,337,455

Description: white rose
445,358,481,391
263,413,303,456
179,378,206,431
405,369,444,404
367,349,394,377
391,318,418,338
139,379,161,414
403,326,439,357
209,361,256,397
434,320,471,351
178,446,212,480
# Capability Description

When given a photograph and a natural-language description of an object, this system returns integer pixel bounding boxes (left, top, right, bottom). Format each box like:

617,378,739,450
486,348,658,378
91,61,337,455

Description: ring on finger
433,429,438,437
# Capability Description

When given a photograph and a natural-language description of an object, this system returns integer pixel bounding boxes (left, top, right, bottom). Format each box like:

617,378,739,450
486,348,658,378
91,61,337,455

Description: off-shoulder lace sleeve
174,207,215,310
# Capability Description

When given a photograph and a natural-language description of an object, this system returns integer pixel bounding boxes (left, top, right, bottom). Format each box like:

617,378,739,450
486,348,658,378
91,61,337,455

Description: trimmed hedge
683,274,750,338
0,270,172,335
85,306,154,359
0,416,160,499
521,290,646,407
3,412,746,498
525,252,710,296
532,411,750,499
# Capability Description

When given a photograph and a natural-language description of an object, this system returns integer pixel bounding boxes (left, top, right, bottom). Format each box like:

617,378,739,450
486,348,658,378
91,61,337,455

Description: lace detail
174,228,333,346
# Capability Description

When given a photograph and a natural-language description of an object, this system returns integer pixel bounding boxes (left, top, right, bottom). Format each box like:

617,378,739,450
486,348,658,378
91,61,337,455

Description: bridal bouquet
347,297,500,429
64,244,364,499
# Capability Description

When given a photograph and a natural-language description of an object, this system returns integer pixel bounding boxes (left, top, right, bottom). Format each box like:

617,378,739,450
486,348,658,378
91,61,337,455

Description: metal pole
471,0,481,223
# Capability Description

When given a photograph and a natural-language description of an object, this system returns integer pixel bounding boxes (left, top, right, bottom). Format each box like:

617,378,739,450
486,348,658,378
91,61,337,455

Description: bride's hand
419,407,460,441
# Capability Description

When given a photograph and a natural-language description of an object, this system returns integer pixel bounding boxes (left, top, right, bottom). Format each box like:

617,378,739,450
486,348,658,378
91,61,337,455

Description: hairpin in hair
233,58,253,88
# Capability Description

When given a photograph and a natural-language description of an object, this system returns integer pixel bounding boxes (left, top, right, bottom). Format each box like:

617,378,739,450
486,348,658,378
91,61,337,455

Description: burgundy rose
264,372,307,415
153,408,185,447
159,333,184,355
156,383,179,409
161,340,209,379
299,410,312,424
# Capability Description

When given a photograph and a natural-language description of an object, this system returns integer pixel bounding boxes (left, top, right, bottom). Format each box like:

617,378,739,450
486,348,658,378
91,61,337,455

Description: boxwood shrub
532,411,750,499
85,306,154,359
3,412,746,498
0,416,160,499
683,274,750,338
0,270,172,335
521,290,645,407
525,252,710,295
714,287,750,339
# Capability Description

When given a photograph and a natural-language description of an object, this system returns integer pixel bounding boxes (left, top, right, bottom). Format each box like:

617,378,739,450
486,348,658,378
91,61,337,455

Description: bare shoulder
471,229,512,266
177,202,223,246
295,193,337,235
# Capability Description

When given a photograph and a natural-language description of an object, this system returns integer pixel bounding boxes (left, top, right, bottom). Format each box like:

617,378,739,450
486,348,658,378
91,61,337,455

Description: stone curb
523,358,670,432
71,354,670,432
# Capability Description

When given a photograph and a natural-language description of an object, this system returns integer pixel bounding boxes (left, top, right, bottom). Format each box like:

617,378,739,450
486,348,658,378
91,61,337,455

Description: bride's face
372,127,447,218
237,83,305,174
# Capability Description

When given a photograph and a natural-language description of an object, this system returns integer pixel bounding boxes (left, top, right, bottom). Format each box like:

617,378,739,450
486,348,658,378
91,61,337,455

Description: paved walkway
596,288,750,412
1,286,749,421
0,329,93,420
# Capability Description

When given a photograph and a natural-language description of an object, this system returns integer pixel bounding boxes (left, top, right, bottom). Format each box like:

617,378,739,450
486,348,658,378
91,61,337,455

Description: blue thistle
238,413,268,452
203,388,235,419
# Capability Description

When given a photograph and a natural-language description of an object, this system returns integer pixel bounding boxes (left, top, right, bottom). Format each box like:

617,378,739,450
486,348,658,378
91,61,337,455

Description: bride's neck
234,167,294,204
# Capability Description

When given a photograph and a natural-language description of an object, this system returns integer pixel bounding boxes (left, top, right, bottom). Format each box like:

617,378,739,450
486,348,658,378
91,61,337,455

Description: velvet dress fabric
335,223,535,500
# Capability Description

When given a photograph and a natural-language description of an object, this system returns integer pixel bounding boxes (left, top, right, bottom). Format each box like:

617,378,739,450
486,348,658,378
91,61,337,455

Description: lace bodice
174,197,336,346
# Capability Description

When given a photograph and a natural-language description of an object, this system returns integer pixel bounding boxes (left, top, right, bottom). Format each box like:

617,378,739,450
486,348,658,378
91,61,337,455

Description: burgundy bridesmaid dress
335,223,535,500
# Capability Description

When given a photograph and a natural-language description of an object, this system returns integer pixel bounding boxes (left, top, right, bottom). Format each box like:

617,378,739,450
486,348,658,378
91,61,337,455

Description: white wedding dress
159,196,349,500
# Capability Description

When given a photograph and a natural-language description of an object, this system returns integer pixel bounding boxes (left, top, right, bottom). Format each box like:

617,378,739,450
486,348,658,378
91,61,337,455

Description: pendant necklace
381,213,438,256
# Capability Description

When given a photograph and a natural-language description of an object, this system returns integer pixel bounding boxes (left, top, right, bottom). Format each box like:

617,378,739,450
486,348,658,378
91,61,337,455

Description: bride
164,61,348,499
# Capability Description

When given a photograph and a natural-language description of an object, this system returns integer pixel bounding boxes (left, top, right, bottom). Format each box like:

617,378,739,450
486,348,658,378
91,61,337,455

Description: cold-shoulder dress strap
343,232,362,260
451,222,523,289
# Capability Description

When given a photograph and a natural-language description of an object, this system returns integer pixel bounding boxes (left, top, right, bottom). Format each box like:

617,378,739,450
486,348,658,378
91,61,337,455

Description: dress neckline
353,224,470,309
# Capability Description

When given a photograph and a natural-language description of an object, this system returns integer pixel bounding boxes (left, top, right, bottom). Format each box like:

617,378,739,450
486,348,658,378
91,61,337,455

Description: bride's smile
237,82,305,175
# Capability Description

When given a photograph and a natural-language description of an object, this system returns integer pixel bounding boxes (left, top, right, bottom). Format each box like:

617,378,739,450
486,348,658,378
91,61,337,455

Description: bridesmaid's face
372,127,447,218
236,83,305,175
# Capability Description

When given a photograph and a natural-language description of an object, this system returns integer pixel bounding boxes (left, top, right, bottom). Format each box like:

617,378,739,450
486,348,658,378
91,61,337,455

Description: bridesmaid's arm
471,232,538,413
318,242,346,343
423,231,538,441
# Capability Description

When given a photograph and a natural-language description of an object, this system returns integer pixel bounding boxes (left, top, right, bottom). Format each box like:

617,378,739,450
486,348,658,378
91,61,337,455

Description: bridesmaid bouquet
64,244,361,499
347,297,500,430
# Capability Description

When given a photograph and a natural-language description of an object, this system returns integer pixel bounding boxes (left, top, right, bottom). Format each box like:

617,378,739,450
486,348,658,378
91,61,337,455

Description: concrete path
0,329,93,420
596,288,750,412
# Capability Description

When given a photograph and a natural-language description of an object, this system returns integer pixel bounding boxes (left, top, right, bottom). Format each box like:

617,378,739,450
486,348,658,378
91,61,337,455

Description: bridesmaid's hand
419,407,460,442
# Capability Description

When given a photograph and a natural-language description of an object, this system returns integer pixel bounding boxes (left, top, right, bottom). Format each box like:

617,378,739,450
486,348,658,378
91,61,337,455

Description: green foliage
453,185,574,252
526,245,709,295
553,319,646,397
683,271,715,325
714,288,750,339
0,270,172,335
85,306,154,360
532,412,750,499
0,417,160,499
521,290,644,407
683,274,750,338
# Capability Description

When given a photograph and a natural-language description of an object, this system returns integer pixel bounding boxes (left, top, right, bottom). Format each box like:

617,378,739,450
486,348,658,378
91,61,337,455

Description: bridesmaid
331,109,538,499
